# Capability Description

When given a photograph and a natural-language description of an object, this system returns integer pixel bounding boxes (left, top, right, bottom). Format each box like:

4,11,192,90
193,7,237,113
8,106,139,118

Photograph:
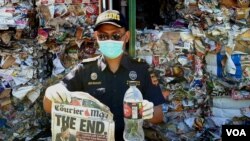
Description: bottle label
123,102,143,119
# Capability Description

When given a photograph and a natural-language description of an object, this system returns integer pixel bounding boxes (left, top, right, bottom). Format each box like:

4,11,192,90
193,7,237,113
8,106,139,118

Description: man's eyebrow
98,29,123,34
97,32,108,34
98,32,122,35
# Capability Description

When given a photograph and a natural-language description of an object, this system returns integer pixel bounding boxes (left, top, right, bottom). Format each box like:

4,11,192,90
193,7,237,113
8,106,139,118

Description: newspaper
51,92,115,141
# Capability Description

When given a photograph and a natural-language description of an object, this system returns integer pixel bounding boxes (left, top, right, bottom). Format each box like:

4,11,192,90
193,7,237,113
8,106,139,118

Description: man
55,126,76,141
43,10,166,141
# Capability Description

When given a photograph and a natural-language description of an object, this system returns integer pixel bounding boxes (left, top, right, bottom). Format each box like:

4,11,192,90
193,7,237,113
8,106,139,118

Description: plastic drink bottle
123,81,144,141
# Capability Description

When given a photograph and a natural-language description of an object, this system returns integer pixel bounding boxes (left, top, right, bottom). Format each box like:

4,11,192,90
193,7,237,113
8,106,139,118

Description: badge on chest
127,71,140,86
88,72,102,85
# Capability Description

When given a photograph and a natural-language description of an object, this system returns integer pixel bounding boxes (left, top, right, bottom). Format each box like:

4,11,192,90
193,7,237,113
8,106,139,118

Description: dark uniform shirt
62,54,165,141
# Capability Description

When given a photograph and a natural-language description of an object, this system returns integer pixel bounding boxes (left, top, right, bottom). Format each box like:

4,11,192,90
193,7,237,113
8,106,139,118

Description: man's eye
112,34,121,40
99,34,108,40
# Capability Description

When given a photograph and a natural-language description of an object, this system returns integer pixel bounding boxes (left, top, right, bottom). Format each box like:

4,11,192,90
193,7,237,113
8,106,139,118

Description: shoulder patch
81,55,101,63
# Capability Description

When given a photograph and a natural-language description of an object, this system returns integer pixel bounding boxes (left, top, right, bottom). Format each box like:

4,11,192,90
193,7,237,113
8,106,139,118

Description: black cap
94,10,127,31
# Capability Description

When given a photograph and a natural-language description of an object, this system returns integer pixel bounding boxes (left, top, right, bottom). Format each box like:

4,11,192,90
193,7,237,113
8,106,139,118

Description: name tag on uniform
126,80,140,86
88,81,102,85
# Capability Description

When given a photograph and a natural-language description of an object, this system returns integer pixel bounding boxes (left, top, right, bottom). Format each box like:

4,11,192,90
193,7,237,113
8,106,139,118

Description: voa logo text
226,129,246,136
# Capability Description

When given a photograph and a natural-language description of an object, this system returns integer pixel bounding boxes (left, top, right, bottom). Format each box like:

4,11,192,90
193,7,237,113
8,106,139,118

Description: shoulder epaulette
132,57,146,63
81,55,101,63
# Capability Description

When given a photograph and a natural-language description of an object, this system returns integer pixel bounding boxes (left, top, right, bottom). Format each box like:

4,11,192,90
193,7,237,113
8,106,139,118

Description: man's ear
125,31,130,43
94,31,98,39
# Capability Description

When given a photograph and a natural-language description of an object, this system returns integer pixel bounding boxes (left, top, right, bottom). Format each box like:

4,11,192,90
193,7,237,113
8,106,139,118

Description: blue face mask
98,40,124,59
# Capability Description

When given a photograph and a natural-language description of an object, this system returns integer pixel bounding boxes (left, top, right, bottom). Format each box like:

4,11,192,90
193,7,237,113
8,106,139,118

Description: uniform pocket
87,87,106,98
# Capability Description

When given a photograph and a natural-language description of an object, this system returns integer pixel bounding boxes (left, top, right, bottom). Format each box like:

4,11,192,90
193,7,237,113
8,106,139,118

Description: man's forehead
97,24,125,33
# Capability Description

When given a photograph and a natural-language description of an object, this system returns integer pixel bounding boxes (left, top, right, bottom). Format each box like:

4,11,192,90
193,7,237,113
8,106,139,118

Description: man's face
95,24,130,49
62,128,70,138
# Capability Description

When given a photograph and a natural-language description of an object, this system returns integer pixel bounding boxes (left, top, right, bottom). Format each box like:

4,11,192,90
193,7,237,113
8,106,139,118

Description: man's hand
142,100,154,119
45,83,71,103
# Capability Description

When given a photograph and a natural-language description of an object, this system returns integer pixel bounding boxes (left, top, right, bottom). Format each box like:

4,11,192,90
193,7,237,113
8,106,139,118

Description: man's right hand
45,83,71,103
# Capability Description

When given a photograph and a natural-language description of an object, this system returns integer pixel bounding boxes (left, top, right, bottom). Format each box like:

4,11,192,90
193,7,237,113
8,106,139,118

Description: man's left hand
142,100,154,119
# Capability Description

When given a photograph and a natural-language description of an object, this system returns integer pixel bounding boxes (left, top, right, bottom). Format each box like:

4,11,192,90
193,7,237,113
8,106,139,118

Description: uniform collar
120,54,131,70
97,55,106,71
97,54,131,71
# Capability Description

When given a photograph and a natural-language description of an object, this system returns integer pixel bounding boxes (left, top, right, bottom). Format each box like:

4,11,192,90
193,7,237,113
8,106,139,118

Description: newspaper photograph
51,92,115,141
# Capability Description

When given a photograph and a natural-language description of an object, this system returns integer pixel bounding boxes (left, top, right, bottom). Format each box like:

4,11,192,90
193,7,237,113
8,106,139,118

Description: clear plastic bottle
123,81,144,141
